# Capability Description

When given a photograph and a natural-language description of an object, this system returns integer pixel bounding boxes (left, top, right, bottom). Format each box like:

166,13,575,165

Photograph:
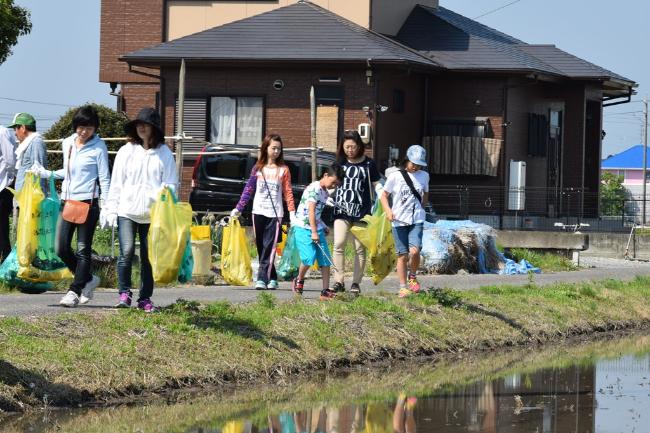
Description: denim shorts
392,223,423,256
294,227,332,266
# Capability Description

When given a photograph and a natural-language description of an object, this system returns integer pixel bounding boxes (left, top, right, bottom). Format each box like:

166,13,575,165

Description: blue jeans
55,201,100,295
117,217,153,301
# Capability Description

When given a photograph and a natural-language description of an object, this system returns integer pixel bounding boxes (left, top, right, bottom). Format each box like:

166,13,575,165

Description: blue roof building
602,145,648,170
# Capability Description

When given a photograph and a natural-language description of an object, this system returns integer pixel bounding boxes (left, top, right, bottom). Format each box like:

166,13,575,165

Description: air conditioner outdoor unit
508,160,526,211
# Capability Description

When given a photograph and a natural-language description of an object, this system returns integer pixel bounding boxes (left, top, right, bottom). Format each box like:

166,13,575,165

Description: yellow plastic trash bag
221,217,252,286
191,225,211,241
148,187,193,284
13,173,72,282
351,205,396,285
13,172,44,268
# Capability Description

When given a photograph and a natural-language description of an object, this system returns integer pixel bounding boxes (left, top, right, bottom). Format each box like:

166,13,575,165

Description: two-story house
99,0,636,226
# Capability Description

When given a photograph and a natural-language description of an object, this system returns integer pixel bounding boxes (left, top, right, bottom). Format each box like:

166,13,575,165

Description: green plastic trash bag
177,238,194,283
277,226,300,281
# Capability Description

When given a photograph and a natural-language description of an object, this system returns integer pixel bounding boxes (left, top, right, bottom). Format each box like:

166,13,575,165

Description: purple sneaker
137,298,155,312
115,291,132,308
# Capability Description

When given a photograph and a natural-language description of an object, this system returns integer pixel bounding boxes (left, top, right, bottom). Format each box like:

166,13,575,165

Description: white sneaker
59,290,79,308
79,275,100,304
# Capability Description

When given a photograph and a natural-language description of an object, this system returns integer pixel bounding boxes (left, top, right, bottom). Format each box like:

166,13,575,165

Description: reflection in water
4,334,650,433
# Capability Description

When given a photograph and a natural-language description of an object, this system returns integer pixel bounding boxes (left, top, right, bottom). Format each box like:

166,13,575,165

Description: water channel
2,333,650,433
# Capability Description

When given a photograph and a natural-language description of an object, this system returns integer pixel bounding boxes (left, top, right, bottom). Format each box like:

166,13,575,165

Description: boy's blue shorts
294,227,332,267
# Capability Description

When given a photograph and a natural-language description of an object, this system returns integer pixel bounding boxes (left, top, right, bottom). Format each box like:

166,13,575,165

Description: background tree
0,0,32,65
600,172,626,216
43,103,128,170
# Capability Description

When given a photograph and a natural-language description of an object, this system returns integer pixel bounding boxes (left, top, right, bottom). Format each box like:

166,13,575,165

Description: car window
284,159,301,185
204,153,248,179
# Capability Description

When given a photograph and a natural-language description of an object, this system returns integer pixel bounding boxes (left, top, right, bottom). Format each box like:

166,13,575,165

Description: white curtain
236,97,263,146
210,97,236,144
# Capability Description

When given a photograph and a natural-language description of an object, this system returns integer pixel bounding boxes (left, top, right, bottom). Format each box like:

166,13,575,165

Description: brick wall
375,69,425,171
122,83,160,119
159,65,376,199
160,66,374,144
427,75,505,190
99,0,164,84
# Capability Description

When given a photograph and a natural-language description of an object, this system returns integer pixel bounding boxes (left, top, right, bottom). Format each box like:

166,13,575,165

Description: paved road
1,257,649,317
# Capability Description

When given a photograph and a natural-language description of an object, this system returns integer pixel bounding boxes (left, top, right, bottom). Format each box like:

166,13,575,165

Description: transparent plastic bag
148,187,193,284
220,217,252,286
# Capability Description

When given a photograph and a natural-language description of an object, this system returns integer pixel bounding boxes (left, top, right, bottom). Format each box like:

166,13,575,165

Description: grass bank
2,277,650,414
3,332,649,433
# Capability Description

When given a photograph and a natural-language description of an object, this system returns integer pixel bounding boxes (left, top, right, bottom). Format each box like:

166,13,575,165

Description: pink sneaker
115,291,132,308
137,298,155,312
407,275,421,293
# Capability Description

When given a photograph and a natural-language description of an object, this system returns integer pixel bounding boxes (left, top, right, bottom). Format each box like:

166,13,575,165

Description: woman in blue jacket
35,105,111,307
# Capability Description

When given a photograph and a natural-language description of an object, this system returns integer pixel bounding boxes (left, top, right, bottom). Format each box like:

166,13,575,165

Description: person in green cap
9,112,47,193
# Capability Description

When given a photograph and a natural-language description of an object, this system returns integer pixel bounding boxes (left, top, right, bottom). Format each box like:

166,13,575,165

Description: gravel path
1,257,649,317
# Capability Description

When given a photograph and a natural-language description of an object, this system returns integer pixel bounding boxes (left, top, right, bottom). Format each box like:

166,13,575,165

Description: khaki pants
333,219,366,285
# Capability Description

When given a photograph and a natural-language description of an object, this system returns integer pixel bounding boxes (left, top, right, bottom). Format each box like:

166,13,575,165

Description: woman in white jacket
100,107,177,312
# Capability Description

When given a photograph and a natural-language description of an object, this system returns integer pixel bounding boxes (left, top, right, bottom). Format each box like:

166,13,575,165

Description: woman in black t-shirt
331,130,381,295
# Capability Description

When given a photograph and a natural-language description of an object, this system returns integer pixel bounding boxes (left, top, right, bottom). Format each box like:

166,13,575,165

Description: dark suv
189,145,336,224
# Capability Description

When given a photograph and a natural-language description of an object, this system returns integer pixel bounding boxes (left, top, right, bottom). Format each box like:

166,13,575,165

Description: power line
0,96,74,108
474,0,524,19
604,111,643,116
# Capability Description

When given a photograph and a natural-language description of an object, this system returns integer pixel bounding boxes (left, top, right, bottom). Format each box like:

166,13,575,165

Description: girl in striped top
231,134,295,290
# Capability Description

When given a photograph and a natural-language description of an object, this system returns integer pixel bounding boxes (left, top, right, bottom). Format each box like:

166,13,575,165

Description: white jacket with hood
104,142,177,224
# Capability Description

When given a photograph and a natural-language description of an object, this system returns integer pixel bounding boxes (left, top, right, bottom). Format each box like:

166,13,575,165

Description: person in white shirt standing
100,108,178,312
0,126,17,261
230,134,296,290
380,145,430,298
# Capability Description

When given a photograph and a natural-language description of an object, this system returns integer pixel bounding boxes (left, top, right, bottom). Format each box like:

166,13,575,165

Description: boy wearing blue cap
379,145,430,297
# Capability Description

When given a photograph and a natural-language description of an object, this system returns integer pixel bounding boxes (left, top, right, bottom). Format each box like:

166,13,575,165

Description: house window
393,89,405,114
431,118,488,138
527,113,548,157
210,96,263,146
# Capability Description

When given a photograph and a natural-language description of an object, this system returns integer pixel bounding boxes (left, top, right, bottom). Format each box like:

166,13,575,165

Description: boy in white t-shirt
291,164,343,300
379,145,430,297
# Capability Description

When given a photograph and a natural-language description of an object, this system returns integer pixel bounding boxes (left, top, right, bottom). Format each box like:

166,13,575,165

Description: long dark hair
336,130,365,162
128,124,164,149
256,134,285,170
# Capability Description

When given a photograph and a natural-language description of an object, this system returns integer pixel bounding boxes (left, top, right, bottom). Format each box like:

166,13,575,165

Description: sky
0,0,647,157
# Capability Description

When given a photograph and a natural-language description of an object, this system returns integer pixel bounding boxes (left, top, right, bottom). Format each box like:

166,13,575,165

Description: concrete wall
583,232,650,260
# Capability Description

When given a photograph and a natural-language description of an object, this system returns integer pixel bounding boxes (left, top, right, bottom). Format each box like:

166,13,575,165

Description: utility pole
643,96,648,226
176,58,186,189
310,86,317,182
